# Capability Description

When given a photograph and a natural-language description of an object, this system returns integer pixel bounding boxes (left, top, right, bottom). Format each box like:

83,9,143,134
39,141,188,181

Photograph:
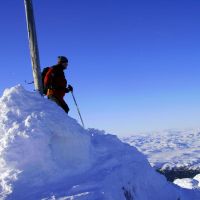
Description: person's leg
60,100,70,113
48,95,69,113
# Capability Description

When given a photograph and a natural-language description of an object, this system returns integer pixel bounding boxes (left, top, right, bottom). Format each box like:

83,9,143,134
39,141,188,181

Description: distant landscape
122,129,200,181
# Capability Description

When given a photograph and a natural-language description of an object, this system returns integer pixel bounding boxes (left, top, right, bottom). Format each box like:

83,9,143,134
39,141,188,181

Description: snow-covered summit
0,85,199,199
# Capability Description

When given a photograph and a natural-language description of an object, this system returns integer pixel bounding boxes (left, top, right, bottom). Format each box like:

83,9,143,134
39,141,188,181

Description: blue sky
0,0,200,136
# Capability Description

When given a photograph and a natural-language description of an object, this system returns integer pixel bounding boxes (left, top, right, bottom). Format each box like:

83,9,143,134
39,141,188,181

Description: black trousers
48,95,69,113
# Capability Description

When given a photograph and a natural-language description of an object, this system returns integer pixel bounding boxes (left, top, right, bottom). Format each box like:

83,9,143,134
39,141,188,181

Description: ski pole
71,91,85,128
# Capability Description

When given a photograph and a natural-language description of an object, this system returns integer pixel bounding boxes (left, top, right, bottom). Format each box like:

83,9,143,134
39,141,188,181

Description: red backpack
41,67,50,95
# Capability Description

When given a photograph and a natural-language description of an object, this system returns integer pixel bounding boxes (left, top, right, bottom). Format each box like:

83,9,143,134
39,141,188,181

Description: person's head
57,56,68,69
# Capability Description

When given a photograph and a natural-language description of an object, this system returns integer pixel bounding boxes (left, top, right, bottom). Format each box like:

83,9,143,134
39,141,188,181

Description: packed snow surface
174,174,200,189
0,85,200,199
122,129,200,170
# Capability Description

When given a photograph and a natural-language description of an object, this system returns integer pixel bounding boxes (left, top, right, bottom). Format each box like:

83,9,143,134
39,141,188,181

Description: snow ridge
0,85,199,199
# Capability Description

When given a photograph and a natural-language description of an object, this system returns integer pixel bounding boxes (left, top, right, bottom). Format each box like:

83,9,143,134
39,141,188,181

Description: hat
58,56,68,63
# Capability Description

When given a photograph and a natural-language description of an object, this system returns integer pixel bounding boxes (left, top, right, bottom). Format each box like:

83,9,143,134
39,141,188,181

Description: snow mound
0,85,199,200
174,178,199,189
174,174,200,189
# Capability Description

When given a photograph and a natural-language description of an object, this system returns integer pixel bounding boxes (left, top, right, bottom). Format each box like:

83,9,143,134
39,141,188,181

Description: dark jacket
44,64,67,102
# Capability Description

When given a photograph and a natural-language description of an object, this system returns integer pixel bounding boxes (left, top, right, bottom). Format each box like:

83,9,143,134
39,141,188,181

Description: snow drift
0,85,200,200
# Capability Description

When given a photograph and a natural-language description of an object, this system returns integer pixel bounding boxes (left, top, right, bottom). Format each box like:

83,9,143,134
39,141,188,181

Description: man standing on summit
44,56,73,113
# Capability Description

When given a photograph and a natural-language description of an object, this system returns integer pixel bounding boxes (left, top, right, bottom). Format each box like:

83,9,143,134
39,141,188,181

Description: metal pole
24,0,43,95
71,92,85,128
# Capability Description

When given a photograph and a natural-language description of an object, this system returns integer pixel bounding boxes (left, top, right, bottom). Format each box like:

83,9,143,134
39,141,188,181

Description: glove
65,85,73,93
68,84,73,92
